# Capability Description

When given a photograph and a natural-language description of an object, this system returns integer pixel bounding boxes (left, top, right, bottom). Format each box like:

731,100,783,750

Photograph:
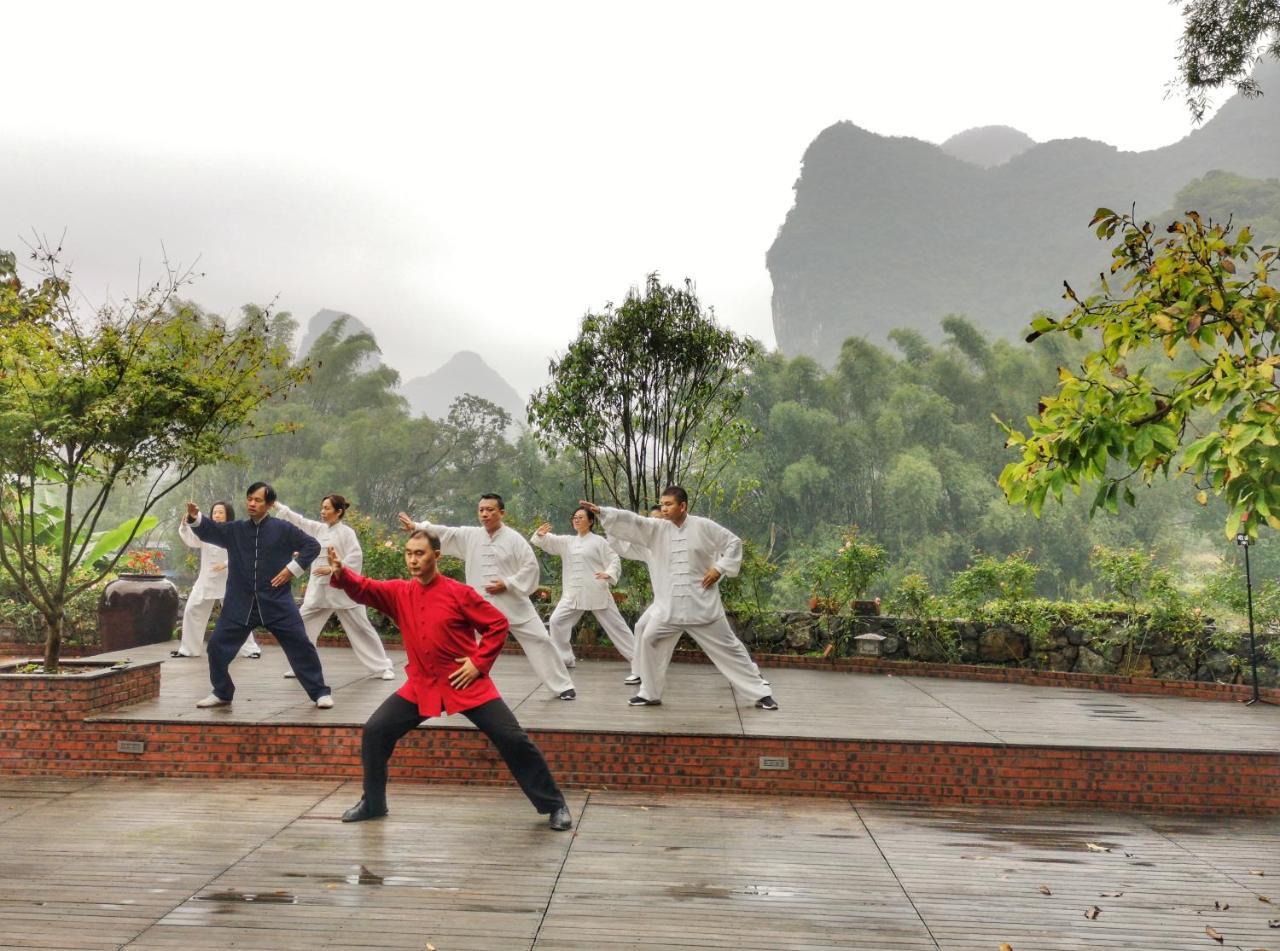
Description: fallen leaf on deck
1124,851,1135,858
1086,843,1110,853
1215,901,1230,910
1084,906,1101,919
1250,870,1266,876
1038,885,1052,895
999,944,1013,951
1260,896,1273,904
426,945,436,951
1205,925,1224,943
1100,891,1125,897
1270,918,1280,927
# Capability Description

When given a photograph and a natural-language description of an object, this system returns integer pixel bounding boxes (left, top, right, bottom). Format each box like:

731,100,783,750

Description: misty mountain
940,125,1036,168
297,309,379,360
768,59,1280,362
400,351,526,424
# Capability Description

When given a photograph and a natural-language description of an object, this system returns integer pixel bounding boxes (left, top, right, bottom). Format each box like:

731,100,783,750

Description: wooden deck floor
1,777,1276,951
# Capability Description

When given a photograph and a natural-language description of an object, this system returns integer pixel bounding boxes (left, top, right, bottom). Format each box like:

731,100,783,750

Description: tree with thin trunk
0,245,310,670
528,274,757,511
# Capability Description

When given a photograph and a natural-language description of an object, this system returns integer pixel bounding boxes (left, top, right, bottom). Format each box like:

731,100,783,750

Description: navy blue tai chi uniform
189,512,331,703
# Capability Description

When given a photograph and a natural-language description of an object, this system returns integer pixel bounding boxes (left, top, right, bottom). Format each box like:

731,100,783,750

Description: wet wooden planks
0,778,1277,949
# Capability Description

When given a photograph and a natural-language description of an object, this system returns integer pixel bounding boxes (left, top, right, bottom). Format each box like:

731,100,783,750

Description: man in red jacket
328,529,573,831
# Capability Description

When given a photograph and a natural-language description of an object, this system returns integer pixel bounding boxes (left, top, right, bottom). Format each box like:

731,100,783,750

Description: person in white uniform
274,494,396,680
173,501,261,659
532,506,637,682
399,493,576,700
608,505,768,690
583,486,777,710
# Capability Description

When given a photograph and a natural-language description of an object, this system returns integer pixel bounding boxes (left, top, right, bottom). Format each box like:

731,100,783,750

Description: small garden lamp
853,632,886,657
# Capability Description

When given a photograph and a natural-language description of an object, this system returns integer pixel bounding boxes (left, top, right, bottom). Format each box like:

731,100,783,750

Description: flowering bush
120,549,163,575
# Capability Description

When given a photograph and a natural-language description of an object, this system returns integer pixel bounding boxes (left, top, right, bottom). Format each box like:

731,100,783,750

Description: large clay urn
98,574,180,652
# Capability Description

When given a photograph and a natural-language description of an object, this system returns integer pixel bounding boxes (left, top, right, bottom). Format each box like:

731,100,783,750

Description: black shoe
341,799,388,823
559,689,576,701
627,695,661,706
548,805,573,831
755,695,779,711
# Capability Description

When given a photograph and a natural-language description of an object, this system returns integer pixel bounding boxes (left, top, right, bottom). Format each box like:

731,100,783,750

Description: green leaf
87,515,159,567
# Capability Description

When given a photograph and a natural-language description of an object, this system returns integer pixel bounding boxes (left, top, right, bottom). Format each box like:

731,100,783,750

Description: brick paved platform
2,643,1277,814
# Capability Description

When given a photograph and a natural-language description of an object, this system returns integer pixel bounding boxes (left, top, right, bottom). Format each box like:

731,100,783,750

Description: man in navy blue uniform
185,482,335,709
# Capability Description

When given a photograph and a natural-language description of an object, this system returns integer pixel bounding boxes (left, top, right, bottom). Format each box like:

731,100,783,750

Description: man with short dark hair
329,529,572,831
583,486,778,710
398,494,576,700
185,482,333,709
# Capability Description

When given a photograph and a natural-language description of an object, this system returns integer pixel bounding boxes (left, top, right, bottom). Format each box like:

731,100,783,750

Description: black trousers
207,603,330,702
361,693,566,814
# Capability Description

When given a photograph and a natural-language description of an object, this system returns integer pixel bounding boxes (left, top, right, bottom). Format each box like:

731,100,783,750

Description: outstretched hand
185,501,199,521
577,500,601,515
397,512,416,534
536,522,552,536
325,545,342,577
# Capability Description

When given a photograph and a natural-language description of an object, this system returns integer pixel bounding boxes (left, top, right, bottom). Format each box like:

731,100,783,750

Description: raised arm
177,518,204,551
608,535,650,562
403,514,468,560
329,559,400,619
186,506,230,548
273,501,327,539
529,526,569,558
594,505,664,549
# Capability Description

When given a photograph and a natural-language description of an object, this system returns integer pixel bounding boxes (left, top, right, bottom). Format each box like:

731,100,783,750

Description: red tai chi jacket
330,568,508,717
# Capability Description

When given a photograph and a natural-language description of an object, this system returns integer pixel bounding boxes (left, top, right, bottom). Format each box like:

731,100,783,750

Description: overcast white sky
3,0,1208,395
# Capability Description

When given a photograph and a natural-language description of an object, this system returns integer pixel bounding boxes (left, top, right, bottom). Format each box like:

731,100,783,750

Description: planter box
0,659,161,719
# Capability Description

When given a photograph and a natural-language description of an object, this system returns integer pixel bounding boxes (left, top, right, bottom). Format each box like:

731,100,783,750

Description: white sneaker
241,650,261,659
378,668,396,680
315,695,334,709
195,694,230,708
283,671,296,679
623,674,641,685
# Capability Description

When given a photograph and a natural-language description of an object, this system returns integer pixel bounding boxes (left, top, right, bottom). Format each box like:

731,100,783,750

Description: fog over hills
768,59,1280,362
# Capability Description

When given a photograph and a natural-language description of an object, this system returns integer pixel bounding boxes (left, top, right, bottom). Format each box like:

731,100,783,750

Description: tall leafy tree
528,274,757,510
0,248,309,669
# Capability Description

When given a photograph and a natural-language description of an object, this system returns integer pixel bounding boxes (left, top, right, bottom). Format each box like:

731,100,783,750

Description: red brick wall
2,660,1275,815
4,716,1276,815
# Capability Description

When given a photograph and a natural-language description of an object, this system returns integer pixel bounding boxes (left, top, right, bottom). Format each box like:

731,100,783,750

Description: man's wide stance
328,530,573,831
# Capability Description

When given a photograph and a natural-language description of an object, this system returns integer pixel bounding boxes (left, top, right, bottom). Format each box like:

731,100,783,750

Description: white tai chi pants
180,598,258,657
300,605,393,675
508,615,575,695
548,601,637,675
636,614,771,703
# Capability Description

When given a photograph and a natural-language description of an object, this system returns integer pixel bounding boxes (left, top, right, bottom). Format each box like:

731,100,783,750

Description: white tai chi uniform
599,507,770,703
531,529,636,674
414,519,574,695
274,503,394,677
177,520,260,657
